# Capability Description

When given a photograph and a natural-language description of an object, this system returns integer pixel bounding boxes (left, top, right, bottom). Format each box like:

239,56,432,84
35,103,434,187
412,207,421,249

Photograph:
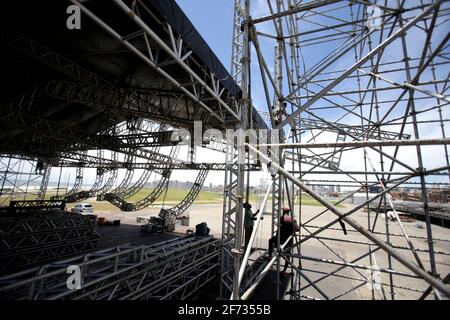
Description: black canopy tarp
148,0,268,129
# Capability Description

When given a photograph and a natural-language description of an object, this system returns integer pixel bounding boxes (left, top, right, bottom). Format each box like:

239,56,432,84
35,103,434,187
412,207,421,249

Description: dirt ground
92,201,450,300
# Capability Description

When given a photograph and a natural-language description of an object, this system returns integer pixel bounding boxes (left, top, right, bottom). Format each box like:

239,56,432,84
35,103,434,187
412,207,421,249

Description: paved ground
92,201,450,300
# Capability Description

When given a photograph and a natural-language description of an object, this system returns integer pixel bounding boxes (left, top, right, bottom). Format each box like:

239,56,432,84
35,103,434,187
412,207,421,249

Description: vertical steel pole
396,1,439,298
231,0,251,301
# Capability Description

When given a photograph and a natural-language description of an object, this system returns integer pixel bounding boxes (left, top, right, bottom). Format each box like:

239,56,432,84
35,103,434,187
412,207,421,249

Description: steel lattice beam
0,236,219,300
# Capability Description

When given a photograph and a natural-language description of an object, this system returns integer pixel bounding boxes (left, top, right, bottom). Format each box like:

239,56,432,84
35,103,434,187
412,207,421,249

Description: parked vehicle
71,203,94,214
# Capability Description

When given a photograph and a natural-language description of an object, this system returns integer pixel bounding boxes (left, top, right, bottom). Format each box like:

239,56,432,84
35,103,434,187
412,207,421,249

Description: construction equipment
140,169,209,234
140,215,175,234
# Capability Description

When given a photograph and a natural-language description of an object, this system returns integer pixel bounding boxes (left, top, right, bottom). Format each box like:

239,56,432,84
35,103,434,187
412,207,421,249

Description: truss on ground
0,207,98,274
0,236,219,300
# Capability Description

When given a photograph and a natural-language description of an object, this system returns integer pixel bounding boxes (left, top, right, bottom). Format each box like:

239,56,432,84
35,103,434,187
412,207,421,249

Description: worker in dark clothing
272,102,288,126
35,160,44,174
243,202,260,250
268,207,299,274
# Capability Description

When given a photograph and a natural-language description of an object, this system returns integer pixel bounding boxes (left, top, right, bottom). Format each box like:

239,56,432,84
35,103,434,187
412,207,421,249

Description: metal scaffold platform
224,0,450,301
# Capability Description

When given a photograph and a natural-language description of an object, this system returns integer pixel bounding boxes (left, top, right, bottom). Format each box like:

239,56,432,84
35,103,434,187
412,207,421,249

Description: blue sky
177,0,234,73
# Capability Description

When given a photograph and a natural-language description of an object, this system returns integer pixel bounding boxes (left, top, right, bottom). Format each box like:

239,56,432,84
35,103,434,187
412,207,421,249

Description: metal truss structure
0,236,219,300
231,0,246,87
51,164,84,201
5,200,66,214
0,0,449,301
228,0,450,300
0,0,252,301
105,168,171,211
0,2,262,212
0,157,48,206
159,169,209,219
0,205,98,274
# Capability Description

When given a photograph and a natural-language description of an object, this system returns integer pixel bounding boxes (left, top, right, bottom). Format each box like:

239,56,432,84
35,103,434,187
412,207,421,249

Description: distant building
351,193,377,205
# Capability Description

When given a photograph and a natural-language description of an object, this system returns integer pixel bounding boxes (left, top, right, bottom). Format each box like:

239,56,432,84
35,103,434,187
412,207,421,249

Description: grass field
126,188,223,203
1,188,343,211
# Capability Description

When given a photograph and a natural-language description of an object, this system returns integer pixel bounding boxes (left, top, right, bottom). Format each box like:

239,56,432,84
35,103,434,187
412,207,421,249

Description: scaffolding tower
228,0,450,300
0,0,449,301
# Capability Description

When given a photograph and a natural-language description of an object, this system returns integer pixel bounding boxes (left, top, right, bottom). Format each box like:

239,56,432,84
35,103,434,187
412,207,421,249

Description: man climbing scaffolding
243,202,260,250
268,207,300,275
